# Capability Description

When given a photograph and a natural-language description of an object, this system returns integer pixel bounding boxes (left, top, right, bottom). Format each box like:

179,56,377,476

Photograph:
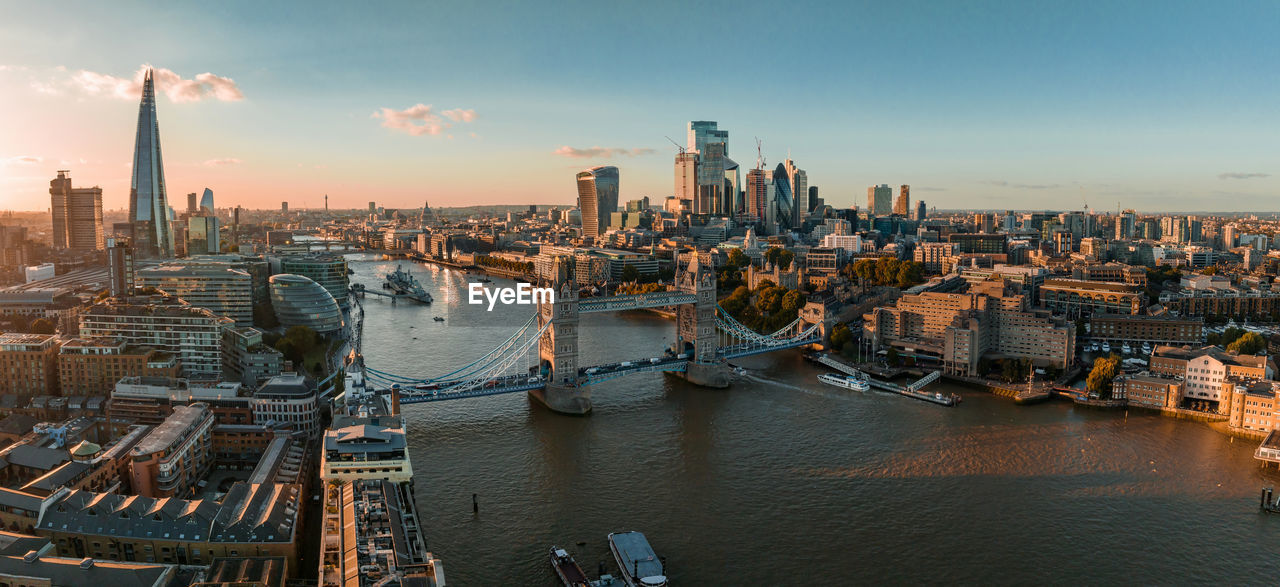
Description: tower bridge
360,256,824,414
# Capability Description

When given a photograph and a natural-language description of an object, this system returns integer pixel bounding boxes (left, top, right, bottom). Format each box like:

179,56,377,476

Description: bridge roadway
393,355,694,404
578,291,697,313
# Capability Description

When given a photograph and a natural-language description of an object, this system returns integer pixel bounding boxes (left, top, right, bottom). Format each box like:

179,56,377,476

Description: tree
28,318,55,334
253,301,279,329
829,322,853,352
726,248,749,269
777,250,795,271
886,347,900,366
1227,332,1266,355
620,264,640,283
1086,354,1122,399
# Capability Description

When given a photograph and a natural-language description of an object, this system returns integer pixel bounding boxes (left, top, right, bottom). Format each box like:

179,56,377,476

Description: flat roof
132,404,212,456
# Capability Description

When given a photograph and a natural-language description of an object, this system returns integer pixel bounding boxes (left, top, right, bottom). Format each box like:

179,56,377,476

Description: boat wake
742,373,830,396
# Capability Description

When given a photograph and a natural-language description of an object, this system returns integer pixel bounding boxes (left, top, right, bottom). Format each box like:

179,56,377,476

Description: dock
813,354,959,407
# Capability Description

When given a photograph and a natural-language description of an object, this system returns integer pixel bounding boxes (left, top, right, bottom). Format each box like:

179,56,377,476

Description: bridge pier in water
533,276,592,415
528,383,592,415
670,254,730,388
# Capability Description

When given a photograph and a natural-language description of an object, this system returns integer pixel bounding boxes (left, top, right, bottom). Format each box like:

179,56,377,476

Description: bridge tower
675,254,730,388
529,270,592,414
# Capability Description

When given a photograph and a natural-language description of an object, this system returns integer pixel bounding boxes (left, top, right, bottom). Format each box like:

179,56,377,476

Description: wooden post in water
472,493,478,513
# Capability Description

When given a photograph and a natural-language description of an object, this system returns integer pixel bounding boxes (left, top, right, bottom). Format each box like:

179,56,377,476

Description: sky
1,0,1279,213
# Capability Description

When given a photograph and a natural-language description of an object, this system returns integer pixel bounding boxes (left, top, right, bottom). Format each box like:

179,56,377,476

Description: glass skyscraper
199,188,215,214
687,121,728,216
128,69,175,257
576,166,619,243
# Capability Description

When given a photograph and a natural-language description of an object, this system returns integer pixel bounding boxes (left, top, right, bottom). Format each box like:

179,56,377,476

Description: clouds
203,158,243,167
1217,172,1269,180
3,156,43,166
68,65,243,103
553,146,656,159
373,103,477,136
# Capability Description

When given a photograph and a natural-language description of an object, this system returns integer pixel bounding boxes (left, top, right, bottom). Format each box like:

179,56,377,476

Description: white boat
609,531,667,587
1101,342,1111,353
1121,343,1132,355
1141,342,1152,354
1089,342,1099,352
818,373,871,392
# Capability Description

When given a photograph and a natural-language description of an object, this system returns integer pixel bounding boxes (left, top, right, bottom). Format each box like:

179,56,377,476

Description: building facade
576,166,620,242
136,264,253,326
79,295,232,380
127,69,175,257
49,171,105,251
0,334,60,399
129,402,215,498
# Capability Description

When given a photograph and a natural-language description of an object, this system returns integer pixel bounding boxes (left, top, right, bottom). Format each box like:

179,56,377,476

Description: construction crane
1079,186,1089,213
664,136,686,154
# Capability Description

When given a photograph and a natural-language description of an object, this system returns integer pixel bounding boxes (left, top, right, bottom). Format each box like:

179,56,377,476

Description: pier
813,353,958,406
1262,487,1280,514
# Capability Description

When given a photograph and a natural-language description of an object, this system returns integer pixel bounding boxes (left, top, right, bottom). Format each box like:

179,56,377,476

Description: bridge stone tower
529,271,592,414
674,254,730,388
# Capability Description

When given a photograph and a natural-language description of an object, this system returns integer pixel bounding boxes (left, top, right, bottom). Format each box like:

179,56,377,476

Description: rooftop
132,403,213,457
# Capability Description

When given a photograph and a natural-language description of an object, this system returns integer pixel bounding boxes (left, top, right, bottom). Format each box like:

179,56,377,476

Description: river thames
348,255,1279,585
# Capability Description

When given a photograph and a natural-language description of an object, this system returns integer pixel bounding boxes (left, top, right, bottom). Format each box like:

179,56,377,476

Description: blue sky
1,0,1278,211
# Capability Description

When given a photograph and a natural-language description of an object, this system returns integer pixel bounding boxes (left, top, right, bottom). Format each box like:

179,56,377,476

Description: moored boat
608,531,667,587
550,546,591,587
817,372,871,392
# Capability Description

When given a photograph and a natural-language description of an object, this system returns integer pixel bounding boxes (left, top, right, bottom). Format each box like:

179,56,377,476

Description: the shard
129,68,175,257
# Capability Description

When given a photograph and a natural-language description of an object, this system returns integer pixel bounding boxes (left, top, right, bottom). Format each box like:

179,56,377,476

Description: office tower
808,186,822,212
49,170,104,251
687,121,728,216
770,163,794,230
0,225,30,269
724,157,741,216
282,202,289,212
576,166,619,242
106,238,136,297
138,263,252,326
916,201,928,222
187,192,198,213
674,151,698,206
187,215,221,255
368,201,377,213
128,69,175,257
1115,209,1136,240
745,168,767,221
894,185,910,216
867,184,892,216
783,158,806,226
200,188,214,213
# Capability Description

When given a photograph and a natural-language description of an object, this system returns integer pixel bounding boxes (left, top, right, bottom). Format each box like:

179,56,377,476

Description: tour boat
608,531,667,587
550,546,591,587
817,373,871,392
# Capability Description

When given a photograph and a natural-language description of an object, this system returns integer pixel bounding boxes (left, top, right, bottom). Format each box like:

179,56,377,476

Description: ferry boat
817,372,871,392
384,264,433,304
608,531,667,587
550,546,591,587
